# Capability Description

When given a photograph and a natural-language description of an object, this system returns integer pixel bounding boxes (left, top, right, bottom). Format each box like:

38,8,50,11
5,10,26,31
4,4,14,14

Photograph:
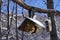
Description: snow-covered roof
25,17,46,29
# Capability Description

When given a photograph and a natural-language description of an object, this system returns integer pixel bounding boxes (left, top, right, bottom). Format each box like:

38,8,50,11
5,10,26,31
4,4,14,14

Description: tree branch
12,0,60,16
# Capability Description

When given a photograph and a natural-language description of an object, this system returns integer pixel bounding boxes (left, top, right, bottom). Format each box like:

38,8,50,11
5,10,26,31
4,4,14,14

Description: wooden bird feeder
18,17,45,33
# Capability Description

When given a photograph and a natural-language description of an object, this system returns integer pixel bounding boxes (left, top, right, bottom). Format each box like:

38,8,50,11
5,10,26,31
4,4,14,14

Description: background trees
0,0,60,40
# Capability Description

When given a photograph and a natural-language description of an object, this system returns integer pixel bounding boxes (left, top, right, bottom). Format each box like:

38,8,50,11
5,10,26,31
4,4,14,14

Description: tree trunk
47,0,58,40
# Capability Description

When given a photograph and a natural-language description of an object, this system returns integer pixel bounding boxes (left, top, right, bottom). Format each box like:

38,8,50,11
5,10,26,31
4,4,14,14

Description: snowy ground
0,13,60,40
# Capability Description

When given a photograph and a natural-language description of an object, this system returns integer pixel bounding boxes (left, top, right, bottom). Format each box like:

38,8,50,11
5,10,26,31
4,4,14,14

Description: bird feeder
45,18,52,32
18,17,45,33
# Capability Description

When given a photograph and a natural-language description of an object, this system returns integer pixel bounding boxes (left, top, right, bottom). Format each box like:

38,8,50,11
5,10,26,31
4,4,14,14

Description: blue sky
53,0,60,11
1,0,60,14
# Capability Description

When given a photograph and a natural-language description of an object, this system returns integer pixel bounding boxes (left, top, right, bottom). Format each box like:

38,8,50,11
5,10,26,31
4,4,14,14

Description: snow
0,13,60,40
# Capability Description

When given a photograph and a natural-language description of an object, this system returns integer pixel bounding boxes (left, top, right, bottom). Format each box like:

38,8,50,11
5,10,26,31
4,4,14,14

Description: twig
15,3,19,40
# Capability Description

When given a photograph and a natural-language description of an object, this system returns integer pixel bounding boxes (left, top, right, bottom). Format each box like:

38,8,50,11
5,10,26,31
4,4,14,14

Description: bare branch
12,0,60,16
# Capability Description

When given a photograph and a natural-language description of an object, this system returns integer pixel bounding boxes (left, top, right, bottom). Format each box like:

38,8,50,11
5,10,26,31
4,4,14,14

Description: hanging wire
15,3,19,40
29,7,35,18
6,0,10,40
0,0,2,40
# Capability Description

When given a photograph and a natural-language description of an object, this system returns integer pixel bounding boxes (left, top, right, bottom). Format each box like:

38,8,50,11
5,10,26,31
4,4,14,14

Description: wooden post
47,0,58,40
